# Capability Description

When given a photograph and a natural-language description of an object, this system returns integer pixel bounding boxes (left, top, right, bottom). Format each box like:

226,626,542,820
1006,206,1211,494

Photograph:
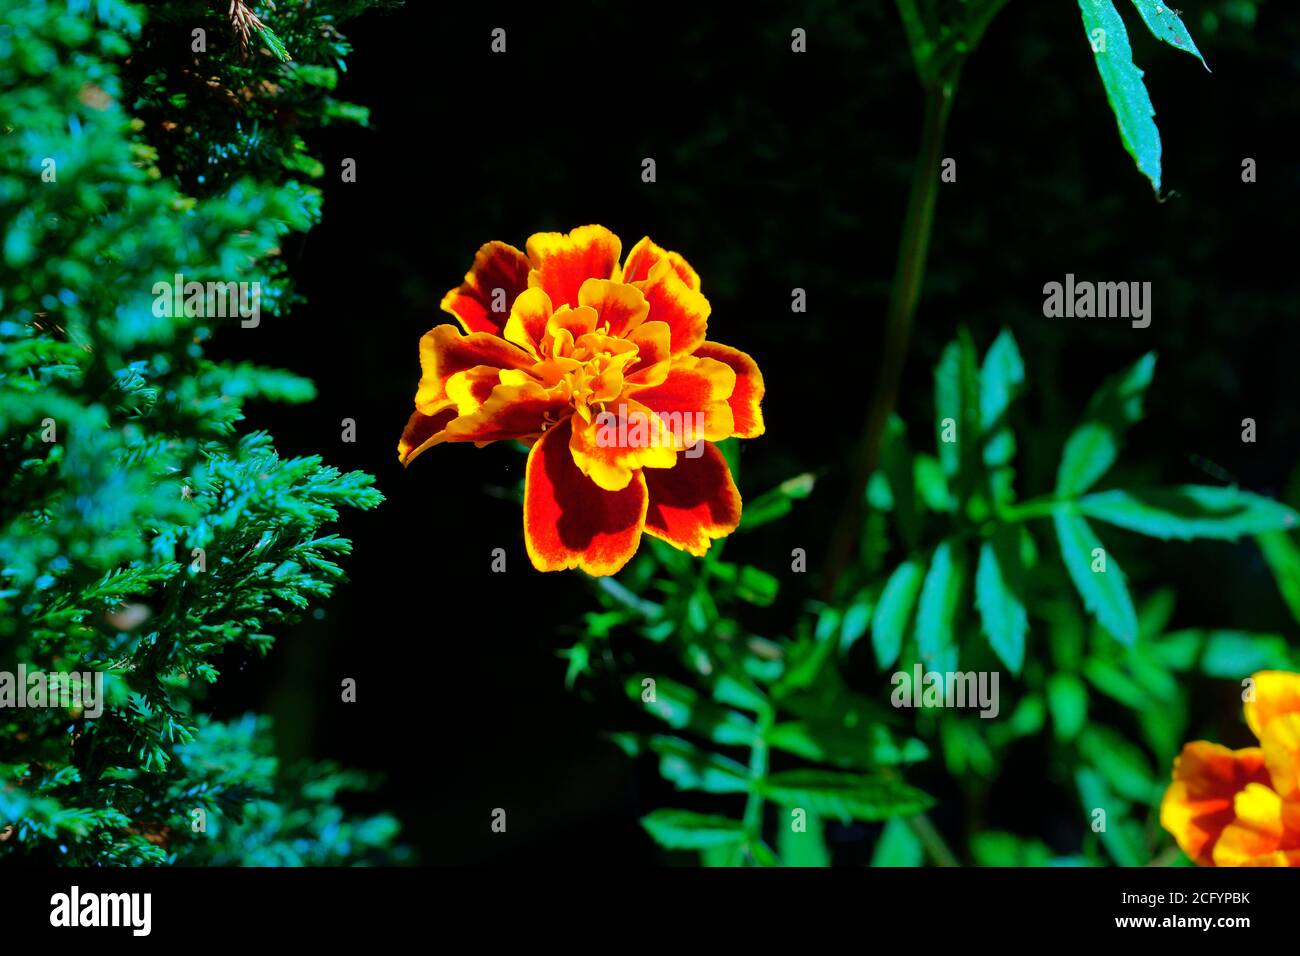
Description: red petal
630,359,736,446
643,442,741,556
621,236,701,290
440,241,531,336
413,325,535,410
524,416,647,574
634,257,709,357
526,225,622,309
397,401,459,465
692,341,765,438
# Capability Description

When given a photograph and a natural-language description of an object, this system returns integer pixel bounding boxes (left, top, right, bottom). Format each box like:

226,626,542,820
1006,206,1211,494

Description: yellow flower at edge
1160,670,1300,866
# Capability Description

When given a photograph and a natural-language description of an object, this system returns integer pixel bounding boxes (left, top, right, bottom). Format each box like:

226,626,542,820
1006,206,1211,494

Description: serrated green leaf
934,331,981,501
641,809,746,850
758,770,933,822
628,677,758,747
1053,511,1138,643
766,720,928,770
872,559,925,669
1056,352,1156,496
1079,486,1298,540
647,736,751,794
975,529,1028,674
982,329,1025,507
916,540,965,663
1078,0,1162,191
1128,0,1209,69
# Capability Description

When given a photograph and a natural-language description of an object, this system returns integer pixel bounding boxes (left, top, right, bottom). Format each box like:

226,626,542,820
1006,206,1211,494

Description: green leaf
971,831,1054,867
641,810,747,850
1076,769,1145,866
1199,631,1293,678
916,540,966,663
737,473,815,531
872,559,925,669
779,807,830,867
1127,0,1209,69
871,817,923,867
915,454,952,512
981,330,1026,507
1053,511,1138,643
1079,726,1159,804
758,770,933,822
1083,658,1147,710
1147,628,1204,671
1047,673,1089,742
256,26,293,63
1077,0,1162,191
1079,486,1298,540
1056,352,1156,496
647,736,751,795
975,528,1028,674
840,590,874,654
766,720,928,771
1257,531,1300,627
934,331,981,501
628,677,758,747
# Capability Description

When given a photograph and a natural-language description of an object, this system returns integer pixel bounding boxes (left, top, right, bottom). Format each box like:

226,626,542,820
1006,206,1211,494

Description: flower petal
578,277,649,338
524,416,647,575
440,241,531,336
642,441,742,556
1260,713,1300,800
621,235,701,291
1159,741,1272,866
633,256,710,356
413,325,535,411
625,320,672,387
397,402,459,465
502,287,553,356
526,225,621,309
440,380,570,446
1212,783,1300,866
630,357,736,447
692,341,766,438
569,399,677,492
1245,670,1300,740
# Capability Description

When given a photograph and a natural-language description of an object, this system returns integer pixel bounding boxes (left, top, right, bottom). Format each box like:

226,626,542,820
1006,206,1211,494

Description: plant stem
742,706,773,863
908,811,960,867
822,76,960,598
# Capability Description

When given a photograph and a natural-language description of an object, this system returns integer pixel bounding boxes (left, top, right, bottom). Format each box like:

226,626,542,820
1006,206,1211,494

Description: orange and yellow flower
1160,670,1300,866
397,225,764,574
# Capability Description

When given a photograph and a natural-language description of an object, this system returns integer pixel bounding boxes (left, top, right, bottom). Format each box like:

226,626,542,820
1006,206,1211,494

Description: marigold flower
398,225,765,575
1160,670,1300,866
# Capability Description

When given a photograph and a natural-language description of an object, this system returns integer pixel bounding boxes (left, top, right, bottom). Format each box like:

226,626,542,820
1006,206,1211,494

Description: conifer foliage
0,1,402,864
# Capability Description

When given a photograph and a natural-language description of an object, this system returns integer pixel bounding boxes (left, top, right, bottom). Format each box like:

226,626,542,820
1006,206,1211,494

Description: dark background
207,1,1299,863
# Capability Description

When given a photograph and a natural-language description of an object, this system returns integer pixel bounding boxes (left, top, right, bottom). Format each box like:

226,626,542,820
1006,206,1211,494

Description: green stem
998,495,1071,524
822,75,960,598
908,811,960,867
742,706,773,863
